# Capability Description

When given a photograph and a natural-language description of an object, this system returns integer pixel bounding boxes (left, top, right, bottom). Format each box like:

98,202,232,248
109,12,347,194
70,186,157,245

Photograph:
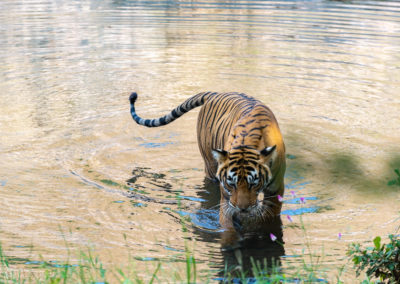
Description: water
1,0,400,281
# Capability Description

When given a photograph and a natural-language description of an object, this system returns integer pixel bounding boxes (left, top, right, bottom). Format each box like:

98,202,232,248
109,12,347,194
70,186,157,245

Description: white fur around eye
247,170,259,185
226,171,237,186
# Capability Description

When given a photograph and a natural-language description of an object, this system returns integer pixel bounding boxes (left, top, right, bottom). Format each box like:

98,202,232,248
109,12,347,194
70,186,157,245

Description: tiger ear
212,149,228,164
260,145,277,164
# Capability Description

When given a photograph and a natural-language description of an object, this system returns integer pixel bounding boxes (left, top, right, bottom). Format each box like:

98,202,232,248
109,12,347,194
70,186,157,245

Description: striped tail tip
129,92,138,105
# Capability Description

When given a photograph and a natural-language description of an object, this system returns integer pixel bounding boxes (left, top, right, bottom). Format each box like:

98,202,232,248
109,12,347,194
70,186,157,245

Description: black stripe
159,116,166,125
179,105,188,114
200,93,208,104
248,126,267,133
214,121,227,145
231,145,257,150
229,159,245,166
204,95,226,127
245,166,255,171
249,133,261,137
252,113,269,117
203,100,218,127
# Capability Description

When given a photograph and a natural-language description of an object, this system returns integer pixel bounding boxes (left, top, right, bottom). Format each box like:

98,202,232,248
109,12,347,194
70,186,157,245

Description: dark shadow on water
326,153,363,181
196,178,221,210
327,151,400,192
388,155,400,172
285,132,400,193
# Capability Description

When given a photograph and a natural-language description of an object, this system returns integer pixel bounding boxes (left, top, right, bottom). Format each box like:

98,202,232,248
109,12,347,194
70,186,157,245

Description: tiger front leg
220,228,242,251
218,196,243,250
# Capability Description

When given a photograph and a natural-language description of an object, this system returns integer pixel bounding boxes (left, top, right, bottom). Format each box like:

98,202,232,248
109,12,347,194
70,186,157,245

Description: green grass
0,248,305,283
0,221,334,284
0,196,338,283
0,230,371,283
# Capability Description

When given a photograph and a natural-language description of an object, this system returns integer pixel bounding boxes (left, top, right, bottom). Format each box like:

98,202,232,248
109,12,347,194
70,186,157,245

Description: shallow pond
1,0,400,281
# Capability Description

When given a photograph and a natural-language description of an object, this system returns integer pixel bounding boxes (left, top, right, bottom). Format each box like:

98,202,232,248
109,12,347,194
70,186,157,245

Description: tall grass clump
1,243,25,283
0,224,334,283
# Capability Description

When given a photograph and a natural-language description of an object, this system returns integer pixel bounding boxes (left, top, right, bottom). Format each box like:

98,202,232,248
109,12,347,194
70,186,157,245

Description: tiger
129,91,286,247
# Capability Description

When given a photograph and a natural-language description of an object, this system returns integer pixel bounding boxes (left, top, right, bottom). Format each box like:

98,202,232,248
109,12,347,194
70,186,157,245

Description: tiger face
212,145,278,219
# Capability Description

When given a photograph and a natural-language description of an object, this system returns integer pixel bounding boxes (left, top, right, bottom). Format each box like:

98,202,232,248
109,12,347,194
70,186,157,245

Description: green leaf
353,256,360,265
373,236,381,250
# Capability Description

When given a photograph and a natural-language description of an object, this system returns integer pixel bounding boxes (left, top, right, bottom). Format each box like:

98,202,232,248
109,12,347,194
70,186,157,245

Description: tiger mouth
228,203,264,217
235,211,259,219
231,209,266,231
224,198,277,220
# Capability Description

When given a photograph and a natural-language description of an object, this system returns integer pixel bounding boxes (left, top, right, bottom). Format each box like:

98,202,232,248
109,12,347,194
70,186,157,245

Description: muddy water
1,0,400,281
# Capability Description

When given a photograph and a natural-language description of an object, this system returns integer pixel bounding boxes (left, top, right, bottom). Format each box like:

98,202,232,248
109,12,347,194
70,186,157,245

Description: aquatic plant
348,235,400,283
388,169,400,187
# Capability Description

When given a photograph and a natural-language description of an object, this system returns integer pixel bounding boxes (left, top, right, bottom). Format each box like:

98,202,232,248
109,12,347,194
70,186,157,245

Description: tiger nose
236,199,251,211
235,188,252,210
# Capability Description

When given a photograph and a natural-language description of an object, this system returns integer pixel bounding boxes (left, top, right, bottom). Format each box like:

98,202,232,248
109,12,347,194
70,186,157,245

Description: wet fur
129,92,286,246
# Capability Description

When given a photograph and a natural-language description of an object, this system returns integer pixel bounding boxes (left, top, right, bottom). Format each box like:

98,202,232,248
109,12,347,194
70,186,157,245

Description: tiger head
211,145,278,218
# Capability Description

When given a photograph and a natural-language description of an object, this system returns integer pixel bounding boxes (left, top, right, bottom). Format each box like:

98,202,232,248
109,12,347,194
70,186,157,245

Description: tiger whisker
263,193,280,200
262,199,279,208
208,204,221,210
